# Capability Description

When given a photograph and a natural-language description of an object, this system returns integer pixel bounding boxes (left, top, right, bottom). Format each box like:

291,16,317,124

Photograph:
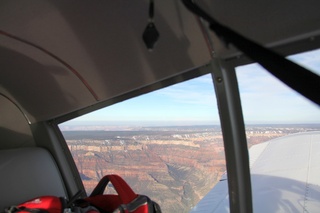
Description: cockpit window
59,74,225,212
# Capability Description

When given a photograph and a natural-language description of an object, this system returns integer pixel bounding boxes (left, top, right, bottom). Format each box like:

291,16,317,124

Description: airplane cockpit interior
1,0,320,212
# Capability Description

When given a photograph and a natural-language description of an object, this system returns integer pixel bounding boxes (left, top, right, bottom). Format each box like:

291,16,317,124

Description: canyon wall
65,128,225,212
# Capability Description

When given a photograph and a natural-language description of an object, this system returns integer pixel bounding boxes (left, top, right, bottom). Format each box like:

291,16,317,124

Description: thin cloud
236,50,320,124
155,74,217,106
289,49,320,74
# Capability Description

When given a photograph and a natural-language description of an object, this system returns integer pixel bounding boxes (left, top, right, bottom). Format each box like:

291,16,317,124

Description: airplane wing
190,131,320,213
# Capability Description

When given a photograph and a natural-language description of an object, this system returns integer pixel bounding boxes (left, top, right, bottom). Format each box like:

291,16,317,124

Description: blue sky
236,49,320,124
63,49,320,126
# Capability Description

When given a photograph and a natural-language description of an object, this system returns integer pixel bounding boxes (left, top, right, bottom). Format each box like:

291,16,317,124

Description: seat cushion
0,147,67,211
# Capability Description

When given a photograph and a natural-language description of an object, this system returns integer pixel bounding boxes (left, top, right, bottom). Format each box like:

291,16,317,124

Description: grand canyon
61,124,319,212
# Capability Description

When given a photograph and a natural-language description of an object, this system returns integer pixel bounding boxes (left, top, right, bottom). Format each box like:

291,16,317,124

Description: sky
62,49,320,127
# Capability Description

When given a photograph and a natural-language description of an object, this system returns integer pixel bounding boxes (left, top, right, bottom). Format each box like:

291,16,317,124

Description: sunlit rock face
65,128,226,212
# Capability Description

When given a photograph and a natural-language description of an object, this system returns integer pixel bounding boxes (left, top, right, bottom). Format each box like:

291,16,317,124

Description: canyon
62,124,319,212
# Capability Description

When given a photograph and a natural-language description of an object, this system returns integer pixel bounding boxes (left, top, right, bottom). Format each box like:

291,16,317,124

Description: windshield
60,73,224,213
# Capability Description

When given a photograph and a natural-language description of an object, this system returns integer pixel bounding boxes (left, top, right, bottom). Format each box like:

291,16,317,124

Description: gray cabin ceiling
1,0,319,123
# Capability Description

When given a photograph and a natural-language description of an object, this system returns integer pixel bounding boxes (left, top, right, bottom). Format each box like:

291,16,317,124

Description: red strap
108,175,137,204
89,174,138,204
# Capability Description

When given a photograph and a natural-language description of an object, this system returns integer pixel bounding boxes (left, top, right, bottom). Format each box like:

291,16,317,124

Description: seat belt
182,0,320,105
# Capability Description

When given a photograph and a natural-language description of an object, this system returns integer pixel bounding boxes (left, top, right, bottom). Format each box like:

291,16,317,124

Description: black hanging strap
149,0,154,21
182,0,320,105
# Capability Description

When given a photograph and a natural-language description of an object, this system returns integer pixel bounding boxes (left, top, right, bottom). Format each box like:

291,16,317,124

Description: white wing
191,131,320,213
